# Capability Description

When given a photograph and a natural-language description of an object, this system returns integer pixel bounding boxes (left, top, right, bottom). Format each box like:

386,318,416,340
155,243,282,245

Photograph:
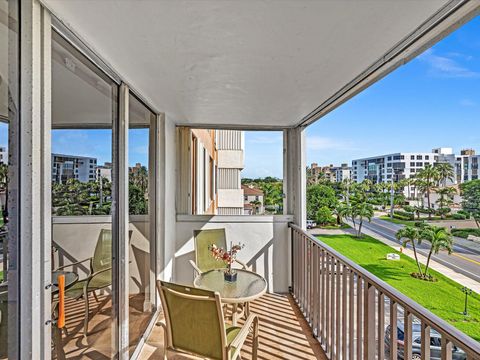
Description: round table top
51,270,79,294
194,269,267,303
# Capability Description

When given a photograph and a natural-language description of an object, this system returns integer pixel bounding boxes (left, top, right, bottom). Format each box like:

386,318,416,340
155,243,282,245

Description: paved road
362,217,480,284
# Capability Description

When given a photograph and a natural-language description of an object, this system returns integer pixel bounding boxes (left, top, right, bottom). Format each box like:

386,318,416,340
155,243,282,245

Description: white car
306,220,316,229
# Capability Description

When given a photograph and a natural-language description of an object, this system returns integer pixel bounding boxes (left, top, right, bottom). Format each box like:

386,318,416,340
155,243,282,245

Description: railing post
390,300,398,360
404,311,413,360
421,322,430,360
441,338,453,360
364,282,376,360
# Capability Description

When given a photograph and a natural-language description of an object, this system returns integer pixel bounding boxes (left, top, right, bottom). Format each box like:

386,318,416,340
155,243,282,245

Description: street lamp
461,286,472,315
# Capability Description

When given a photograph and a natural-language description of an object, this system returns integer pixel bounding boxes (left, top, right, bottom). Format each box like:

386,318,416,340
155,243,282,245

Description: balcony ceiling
43,0,452,128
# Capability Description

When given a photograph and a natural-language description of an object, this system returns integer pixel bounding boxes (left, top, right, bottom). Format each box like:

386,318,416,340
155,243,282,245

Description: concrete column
284,127,306,229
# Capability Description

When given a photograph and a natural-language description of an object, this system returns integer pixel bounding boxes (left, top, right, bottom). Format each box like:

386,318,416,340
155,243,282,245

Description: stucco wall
174,215,293,293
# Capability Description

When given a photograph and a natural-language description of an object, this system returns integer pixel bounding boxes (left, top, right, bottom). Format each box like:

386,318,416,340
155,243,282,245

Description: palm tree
435,187,456,218
435,162,455,187
353,202,373,238
333,202,349,225
249,200,261,215
396,226,423,275
420,226,453,278
416,164,439,218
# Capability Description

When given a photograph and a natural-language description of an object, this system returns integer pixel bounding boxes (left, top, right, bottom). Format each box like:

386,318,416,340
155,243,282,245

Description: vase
224,270,237,282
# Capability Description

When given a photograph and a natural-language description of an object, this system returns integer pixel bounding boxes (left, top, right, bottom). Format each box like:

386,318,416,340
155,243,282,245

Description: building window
417,155,422,160
425,155,429,160
416,162,423,167
410,162,415,167
411,155,415,160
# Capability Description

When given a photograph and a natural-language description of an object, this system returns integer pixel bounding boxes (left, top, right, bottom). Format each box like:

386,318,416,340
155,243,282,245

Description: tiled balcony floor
139,293,327,360
53,293,154,359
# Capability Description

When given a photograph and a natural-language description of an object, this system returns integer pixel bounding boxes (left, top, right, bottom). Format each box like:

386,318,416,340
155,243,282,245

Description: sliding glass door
51,30,118,358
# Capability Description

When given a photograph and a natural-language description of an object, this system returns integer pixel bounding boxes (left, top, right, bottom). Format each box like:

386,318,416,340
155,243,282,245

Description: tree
352,202,373,238
460,179,480,228
416,164,439,218
436,187,456,213
249,200,261,215
316,206,334,226
420,226,453,278
306,184,337,220
435,162,454,187
333,202,349,225
396,226,423,275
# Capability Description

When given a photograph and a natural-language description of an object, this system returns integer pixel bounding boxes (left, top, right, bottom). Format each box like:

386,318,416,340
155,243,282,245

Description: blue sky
4,15,477,178
244,15,480,178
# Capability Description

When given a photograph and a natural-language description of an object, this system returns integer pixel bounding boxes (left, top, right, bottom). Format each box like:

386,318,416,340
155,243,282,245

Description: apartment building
455,149,480,183
216,130,245,215
51,153,97,183
96,162,113,182
308,162,351,183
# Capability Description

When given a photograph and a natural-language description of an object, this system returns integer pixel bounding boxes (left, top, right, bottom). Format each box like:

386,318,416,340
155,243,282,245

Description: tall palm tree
353,202,373,238
396,226,422,275
435,162,455,187
417,164,439,218
333,202,349,225
420,226,453,278
249,200,261,215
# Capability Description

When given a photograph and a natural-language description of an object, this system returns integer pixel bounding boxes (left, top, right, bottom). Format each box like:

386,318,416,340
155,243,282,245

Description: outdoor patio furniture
189,228,247,275
194,268,267,325
55,228,112,337
156,280,259,360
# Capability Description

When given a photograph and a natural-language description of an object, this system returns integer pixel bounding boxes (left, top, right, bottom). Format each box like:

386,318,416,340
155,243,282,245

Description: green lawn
317,234,480,341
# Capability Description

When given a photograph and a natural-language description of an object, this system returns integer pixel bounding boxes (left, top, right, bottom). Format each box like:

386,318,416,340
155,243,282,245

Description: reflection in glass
128,94,156,355
51,30,118,358
0,0,18,358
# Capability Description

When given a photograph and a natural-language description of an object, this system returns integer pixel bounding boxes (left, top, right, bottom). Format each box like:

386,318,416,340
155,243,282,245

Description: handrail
289,223,480,359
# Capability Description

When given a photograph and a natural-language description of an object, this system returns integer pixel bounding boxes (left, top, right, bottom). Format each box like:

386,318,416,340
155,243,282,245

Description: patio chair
55,228,113,337
189,228,247,275
156,280,259,360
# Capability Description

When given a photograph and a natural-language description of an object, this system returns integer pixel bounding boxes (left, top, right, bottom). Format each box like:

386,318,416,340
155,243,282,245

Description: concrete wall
174,215,293,293
217,189,244,208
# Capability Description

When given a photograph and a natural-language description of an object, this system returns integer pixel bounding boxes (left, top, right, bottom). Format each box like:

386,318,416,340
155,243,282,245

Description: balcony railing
290,224,480,360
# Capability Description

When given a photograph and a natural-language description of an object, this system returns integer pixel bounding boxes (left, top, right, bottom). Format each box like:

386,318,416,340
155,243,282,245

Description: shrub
452,213,466,220
403,205,415,213
393,210,415,220
451,228,480,238
457,210,471,219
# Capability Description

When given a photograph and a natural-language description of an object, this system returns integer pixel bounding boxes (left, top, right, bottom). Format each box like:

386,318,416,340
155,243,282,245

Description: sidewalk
357,224,480,294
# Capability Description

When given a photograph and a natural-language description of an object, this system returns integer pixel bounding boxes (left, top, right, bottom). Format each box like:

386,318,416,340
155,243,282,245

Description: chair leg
252,316,259,360
83,289,90,338
93,290,99,302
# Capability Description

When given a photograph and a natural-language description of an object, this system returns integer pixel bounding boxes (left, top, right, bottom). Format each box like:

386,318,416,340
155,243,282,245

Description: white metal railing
290,224,480,360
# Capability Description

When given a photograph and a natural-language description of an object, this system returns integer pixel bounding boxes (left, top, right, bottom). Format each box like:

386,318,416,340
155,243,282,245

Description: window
425,155,429,160
417,155,422,160
410,162,415,167
387,156,392,161
411,155,415,160
400,155,405,160
179,129,284,215
416,162,422,167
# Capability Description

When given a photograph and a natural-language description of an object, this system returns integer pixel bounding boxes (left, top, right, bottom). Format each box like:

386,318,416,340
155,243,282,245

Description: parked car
306,220,316,229
385,322,466,360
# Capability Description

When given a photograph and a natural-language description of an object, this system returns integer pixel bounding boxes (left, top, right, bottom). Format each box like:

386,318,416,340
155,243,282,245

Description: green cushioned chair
55,228,113,338
156,280,259,360
189,229,247,275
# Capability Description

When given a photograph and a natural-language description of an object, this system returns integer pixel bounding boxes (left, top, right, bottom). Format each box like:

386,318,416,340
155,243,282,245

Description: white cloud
418,49,479,78
459,98,477,107
306,136,357,151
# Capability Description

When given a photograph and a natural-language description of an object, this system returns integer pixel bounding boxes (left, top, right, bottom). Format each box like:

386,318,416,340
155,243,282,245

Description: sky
4,15,477,178
244,15,480,178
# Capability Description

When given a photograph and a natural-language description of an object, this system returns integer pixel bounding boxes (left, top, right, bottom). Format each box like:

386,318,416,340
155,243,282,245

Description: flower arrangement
209,242,244,282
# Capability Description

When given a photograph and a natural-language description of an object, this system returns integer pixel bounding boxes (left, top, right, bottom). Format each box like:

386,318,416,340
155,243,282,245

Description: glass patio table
194,269,267,325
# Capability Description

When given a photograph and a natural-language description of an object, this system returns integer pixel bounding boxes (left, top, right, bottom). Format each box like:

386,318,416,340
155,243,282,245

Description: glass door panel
128,94,156,355
51,30,118,359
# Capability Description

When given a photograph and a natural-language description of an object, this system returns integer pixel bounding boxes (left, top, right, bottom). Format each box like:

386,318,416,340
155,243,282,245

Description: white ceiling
43,0,451,128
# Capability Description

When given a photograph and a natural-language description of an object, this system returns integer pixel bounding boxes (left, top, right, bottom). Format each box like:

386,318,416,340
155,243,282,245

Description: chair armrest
229,313,259,350
85,266,112,287
156,319,169,354
234,259,247,270
189,260,202,276
55,258,91,271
